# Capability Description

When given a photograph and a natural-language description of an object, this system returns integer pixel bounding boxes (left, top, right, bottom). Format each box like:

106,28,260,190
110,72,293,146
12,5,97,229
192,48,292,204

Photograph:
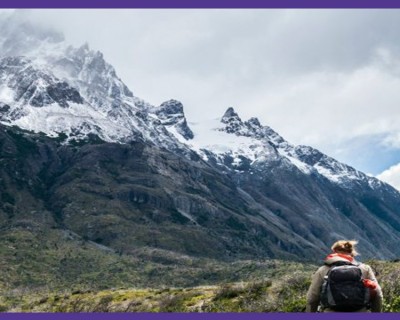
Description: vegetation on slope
1,251,400,313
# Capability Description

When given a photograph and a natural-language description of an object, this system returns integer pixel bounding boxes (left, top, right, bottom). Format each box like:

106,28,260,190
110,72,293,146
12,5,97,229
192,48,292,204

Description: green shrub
158,294,185,312
0,304,8,312
213,284,244,301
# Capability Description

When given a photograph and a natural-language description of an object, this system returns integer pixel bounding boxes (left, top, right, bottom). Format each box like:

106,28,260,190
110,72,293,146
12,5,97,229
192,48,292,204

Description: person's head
331,240,359,257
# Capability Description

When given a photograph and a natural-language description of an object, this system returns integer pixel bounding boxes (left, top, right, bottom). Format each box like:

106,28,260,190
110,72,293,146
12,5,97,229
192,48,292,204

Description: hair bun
331,240,359,256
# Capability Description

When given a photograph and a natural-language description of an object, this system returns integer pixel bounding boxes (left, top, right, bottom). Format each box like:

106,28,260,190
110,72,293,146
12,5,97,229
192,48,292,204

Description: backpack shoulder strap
324,260,353,267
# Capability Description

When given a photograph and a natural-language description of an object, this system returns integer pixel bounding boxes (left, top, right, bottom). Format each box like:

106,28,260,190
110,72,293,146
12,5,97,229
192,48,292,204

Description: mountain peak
75,42,90,56
219,107,247,135
246,117,262,128
158,99,184,115
155,100,194,140
221,107,241,124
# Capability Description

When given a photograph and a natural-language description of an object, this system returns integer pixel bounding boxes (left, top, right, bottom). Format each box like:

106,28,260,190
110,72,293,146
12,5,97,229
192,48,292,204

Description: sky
1,9,400,189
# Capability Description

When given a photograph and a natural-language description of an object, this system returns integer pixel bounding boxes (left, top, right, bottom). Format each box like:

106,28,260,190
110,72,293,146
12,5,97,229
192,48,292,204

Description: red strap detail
363,279,377,289
325,253,354,262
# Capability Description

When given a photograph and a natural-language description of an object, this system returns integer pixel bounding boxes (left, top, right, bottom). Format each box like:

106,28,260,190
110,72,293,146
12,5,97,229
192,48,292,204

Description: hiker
306,240,383,312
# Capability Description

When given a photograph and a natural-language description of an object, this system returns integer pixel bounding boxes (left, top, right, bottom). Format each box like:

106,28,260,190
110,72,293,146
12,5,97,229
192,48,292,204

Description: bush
0,304,8,312
213,284,244,301
158,294,185,312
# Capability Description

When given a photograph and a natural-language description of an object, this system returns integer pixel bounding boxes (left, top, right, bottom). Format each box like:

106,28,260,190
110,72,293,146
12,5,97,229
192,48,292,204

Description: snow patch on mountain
0,85,14,104
12,102,134,141
188,117,277,165
281,153,313,175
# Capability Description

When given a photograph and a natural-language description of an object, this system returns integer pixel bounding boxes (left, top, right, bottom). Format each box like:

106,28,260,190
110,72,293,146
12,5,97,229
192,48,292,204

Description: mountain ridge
1,15,400,264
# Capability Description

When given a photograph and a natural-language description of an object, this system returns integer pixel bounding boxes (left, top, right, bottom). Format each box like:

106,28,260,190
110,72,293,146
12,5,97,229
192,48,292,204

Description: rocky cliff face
0,124,321,261
154,100,194,141
1,14,400,262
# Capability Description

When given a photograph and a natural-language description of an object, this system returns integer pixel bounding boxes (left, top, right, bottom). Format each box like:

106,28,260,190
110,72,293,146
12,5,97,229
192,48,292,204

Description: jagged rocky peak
246,117,261,128
221,107,242,124
218,107,287,145
81,49,133,100
221,108,261,129
51,42,134,110
220,107,266,138
63,44,118,83
156,99,194,140
220,107,246,135
0,17,191,147
0,13,135,108
75,42,90,56
158,99,184,115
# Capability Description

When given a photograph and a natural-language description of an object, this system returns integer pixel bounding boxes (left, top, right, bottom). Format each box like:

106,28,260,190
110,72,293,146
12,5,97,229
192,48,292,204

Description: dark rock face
219,107,285,142
220,107,244,134
159,99,184,115
0,103,11,121
156,100,194,140
294,146,324,166
2,124,400,262
45,81,84,107
0,124,321,261
0,57,83,111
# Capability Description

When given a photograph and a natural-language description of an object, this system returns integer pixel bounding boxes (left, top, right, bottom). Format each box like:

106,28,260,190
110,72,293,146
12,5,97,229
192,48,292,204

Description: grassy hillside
0,266,313,312
0,199,398,313
0,225,315,312
1,255,400,312
0,225,315,291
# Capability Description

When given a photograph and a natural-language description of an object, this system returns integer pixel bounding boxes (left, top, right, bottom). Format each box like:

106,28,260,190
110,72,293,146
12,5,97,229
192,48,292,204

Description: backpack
320,261,370,312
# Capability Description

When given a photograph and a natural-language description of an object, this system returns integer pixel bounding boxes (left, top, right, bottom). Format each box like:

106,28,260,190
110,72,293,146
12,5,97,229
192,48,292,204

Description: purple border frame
0,313,400,320
0,1,399,320
1,313,400,319
1,0,400,8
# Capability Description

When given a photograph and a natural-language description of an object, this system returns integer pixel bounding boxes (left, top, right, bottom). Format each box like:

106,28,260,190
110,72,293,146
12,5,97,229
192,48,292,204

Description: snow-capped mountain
166,105,392,196
2,13,400,261
0,14,392,194
0,15,194,153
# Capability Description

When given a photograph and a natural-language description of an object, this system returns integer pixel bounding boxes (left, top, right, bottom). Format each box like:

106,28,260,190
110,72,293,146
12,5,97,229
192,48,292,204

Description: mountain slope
0,124,321,261
179,108,400,258
1,14,400,265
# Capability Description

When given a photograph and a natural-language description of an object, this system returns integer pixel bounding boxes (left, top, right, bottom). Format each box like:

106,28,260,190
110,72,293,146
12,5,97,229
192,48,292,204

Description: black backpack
320,261,370,312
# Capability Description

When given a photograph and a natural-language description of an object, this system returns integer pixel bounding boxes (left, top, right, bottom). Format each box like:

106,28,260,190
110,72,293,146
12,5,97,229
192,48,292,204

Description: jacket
306,253,383,312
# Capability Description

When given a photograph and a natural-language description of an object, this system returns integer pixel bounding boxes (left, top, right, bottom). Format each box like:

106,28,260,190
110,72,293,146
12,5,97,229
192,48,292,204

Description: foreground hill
2,260,400,313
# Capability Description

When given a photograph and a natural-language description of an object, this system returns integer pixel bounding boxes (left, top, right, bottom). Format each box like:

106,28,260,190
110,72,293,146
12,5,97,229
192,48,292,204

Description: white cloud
3,9,400,175
246,56,400,148
377,164,400,191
